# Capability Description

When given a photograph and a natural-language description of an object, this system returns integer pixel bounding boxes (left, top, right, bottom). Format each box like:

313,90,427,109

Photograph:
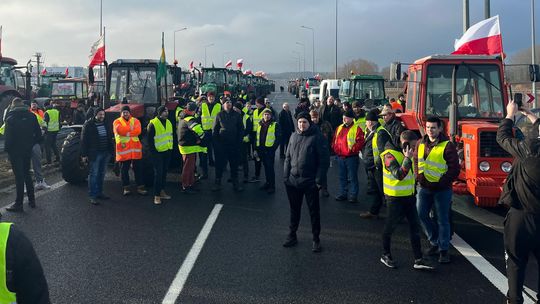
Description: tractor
60,59,181,184
199,67,227,96
49,78,89,124
391,54,540,207
225,69,241,96
339,75,387,109
0,56,32,125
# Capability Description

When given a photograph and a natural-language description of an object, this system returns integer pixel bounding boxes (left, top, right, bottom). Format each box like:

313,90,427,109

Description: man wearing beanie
81,107,114,205
177,102,206,193
212,98,244,192
234,101,253,184
332,109,365,204
254,108,281,193
147,106,173,205
113,105,147,196
359,110,386,218
283,111,329,252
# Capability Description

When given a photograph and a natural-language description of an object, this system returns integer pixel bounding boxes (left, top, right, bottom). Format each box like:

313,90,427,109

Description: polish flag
89,35,105,68
41,68,47,75
452,15,502,56
225,60,232,68
65,67,69,76
237,58,243,69
189,61,194,70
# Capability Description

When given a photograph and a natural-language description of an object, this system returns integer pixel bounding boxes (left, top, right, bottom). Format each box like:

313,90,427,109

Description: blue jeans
337,156,359,200
416,187,453,251
88,151,111,198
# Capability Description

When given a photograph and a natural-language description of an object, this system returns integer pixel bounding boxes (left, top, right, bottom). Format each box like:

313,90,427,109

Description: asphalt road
0,91,536,304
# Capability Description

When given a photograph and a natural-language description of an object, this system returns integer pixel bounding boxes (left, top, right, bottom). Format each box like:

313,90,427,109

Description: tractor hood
105,103,145,118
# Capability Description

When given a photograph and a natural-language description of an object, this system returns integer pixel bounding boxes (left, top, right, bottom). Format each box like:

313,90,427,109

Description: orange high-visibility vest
113,116,143,161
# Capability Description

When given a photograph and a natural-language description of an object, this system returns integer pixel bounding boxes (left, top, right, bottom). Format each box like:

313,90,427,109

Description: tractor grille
479,131,511,158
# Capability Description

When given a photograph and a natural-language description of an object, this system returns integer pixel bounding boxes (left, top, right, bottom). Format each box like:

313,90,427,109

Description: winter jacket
257,118,281,151
413,133,460,191
294,102,310,119
278,109,295,137
362,128,376,170
177,112,204,148
320,104,342,129
213,109,244,145
72,109,86,125
81,118,114,161
4,106,42,156
497,118,540,214
284,124,330,188
383,117,405,150
332,123,365,158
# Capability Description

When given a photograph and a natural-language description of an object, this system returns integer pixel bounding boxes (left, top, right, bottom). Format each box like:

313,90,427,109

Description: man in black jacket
283,112,329,252
320,96,342,130
212,98,244,192
234,102,253,184
4,98,42,212
497,100,540,304
81,108,114,205
278,102,295,159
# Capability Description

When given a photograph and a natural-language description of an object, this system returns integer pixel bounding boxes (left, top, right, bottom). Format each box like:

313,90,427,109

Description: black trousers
504,207,540,304
9,152,34,205
45,131,60,163
240,142,250,179
259,148,275,186
120,159,144,187
198,131,214,175
279,133,291,158
285,184,320,242
382,196,423,260
215,143,240,183
151,151,171,196
369,167,385,215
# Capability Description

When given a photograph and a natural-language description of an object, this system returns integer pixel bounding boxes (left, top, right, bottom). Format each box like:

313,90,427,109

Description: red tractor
392,55,539,207
0,56,32,125
60,59,181,184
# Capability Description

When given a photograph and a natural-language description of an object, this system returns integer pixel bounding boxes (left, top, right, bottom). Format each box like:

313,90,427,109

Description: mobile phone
402,142,411,151
514,93,523,108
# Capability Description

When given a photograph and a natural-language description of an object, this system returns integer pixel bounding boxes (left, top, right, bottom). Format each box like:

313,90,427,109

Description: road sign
527,93,535,104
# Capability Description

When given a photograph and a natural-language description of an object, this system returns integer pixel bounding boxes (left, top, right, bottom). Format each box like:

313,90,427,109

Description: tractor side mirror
390,62,401,81
530,64,540,82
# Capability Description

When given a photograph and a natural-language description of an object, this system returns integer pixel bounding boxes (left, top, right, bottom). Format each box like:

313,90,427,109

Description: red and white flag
243,69,252,75
41,68,47,75
89,35,105,68
237,58,243,69
189,61,194,70
452,15,502,55
225,60,232,68
65,67,69,76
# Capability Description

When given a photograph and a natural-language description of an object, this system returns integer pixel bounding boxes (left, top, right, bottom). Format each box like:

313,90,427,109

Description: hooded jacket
4,106,42,155
284,124,330,188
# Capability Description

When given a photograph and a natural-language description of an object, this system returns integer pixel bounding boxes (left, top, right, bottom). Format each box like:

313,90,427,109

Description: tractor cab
49,78,89,124
0,57,32,125
339,75,386,108
390,54,539,206
200,67,227,96
225,69,241,96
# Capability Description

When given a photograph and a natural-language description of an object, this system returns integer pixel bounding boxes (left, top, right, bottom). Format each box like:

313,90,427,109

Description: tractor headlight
479,161,491,172
501,162,512,173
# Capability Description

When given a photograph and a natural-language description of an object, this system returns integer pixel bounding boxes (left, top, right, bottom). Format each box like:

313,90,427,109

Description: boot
154,196,162,205
6,203,23,212
211,179,222,192
160,190,171,200
137,185,148,196
123,186,132,196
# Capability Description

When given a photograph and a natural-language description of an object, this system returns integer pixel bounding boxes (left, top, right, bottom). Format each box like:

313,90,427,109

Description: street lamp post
532,0,538,107
296,42,306,78
173,27,188,62
300,25,315,75
204,43,214,67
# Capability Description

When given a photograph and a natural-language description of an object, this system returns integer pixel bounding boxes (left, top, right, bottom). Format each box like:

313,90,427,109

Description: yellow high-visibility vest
0,223,16,304
252,108,264,128
418,141,449,183
179,116,207,154
45,108,60,132
372,125,391,160
336,123,361,150
380,149,415,197
256,122,276,147
200,102,221,131
149,117,173,152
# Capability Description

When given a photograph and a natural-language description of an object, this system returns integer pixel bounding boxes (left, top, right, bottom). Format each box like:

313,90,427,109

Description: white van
308,87,320,104
319,79,340,102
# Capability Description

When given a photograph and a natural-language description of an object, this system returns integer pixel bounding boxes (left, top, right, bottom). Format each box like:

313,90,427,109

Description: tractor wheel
0,94,17,126
60,131,89,184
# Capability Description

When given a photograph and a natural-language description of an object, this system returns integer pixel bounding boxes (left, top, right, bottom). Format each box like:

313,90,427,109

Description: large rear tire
61,131,89,184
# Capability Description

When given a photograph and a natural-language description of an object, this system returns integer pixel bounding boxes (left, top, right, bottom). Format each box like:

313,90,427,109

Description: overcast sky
0,0,537,74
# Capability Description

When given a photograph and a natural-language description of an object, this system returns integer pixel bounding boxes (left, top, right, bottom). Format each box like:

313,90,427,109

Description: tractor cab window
52,82,75,96
426,64,504,118
109,66,158,104
339,80,351,99
0,64,15,87
202,70,225,85
352,80,385,100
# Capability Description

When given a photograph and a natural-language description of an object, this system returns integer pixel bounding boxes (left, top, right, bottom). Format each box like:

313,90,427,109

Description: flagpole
102,26,106,108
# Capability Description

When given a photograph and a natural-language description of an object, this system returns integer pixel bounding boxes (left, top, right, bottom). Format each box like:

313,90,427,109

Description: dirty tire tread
61,131,88,184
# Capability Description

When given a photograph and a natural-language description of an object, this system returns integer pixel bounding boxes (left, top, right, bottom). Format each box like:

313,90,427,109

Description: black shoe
335,195,347,201
283,236,298,248
266,187,275,194
248,177,260,183
438,251,451,264
348,198,358,204
89,198,100,205
413,258,435,270
312,241,322,253
425,244,439,256
6,203,23,212
97,194,110,200
260,183,270,190
28,200,36,208
181,187,198,194
380,254,396,269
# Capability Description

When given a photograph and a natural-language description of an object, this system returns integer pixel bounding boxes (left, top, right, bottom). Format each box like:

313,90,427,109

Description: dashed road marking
162,203,223,304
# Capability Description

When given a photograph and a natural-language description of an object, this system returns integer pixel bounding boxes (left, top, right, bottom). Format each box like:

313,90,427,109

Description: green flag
157,32,166,84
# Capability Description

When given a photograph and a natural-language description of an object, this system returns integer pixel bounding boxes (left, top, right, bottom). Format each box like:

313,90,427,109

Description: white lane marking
162,203,223,304
452,234,536,304
0,180,67,211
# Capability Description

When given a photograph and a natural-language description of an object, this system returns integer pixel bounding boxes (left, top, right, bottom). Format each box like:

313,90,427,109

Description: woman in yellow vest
379,130,434,270
147,106,173,205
